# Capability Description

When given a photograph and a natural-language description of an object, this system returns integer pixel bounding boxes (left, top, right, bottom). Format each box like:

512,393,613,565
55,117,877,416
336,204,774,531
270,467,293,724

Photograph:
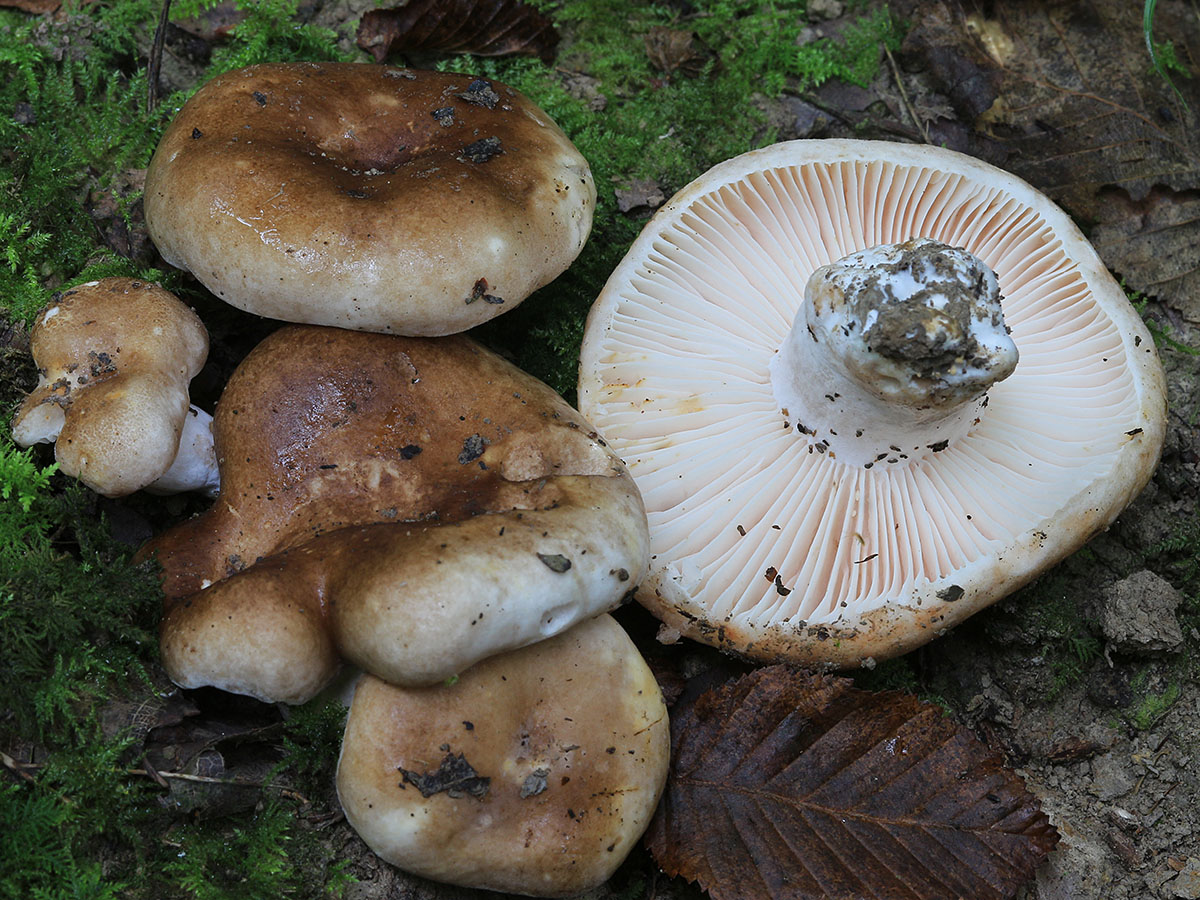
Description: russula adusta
141,326,648,704
578,139,1166,666
11,277,217,498
144,62,595,337
336,614,670,898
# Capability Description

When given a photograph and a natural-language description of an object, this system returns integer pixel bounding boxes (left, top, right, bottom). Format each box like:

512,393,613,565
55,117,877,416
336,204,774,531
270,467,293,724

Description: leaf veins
647,666,1059,900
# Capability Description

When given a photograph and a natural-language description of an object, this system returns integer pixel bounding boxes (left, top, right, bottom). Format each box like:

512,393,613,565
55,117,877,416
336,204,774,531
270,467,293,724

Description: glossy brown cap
142,326,649,703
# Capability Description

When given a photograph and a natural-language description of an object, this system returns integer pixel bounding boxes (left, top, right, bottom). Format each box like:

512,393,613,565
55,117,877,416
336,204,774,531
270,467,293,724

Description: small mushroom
141,326,649,703
578,139,1166,666
336,614,670,897
144,63,596,337
11,278,217,498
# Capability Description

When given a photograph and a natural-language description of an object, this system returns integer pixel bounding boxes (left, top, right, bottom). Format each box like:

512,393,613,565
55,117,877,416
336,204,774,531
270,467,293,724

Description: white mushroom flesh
578,140,1165,661
144,405,220,496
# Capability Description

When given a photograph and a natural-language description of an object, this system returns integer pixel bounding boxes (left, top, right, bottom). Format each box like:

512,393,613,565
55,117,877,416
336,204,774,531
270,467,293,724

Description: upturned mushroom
578,139,1166,667
144,62,595,337
11,277,217,498
142,326,649,704
336,614,670,898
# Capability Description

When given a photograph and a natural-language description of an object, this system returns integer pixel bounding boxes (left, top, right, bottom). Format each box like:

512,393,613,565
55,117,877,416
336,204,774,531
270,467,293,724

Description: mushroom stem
770,238,1019,468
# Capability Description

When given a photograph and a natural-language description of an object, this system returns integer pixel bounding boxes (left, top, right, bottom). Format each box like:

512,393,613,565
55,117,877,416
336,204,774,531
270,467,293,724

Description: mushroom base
770,328,989,469
769,239,1017,469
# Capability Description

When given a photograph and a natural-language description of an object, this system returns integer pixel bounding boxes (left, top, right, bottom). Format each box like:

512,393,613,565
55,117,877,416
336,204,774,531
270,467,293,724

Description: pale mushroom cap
578,139,1167,666
144,63,595,337
336,614,670,897
144,326,649,703
11,278,211,498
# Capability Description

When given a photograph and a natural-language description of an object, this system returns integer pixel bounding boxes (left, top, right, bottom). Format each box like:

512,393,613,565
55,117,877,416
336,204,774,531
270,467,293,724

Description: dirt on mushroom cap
143,63,596,337
142,326,649,702
336,614,670,898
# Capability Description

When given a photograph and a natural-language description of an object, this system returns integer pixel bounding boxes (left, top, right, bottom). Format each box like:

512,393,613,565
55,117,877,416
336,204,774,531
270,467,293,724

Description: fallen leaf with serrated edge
648,666,1058,900
356,0,558,64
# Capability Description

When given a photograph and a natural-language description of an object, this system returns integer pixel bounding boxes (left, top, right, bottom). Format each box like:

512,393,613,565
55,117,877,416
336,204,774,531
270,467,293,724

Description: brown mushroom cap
144,63,595,336
11,278,212,497
142,326,649,703
336,614,670,897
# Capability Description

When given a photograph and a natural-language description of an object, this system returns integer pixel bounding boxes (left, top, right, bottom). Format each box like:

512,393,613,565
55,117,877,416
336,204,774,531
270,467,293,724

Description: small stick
127,768,311,804
0,749,37,785
2,752,308,805
886,45,930,145
147,0,173,113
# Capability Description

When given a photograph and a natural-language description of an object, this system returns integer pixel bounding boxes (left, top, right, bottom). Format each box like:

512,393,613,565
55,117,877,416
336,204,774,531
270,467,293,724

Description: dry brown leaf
356,0,557,64
644,26,716,81
172,1,245,44
648,666,1058,900
901,0,1200,318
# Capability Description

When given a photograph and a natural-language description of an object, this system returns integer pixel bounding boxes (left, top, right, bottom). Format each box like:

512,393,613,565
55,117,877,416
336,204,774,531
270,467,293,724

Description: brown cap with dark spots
140,325,648,704
145,63,595,336
336,615,669,897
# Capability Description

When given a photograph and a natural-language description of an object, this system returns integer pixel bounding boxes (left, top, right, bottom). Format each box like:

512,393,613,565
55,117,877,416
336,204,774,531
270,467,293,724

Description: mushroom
336,614,670,897
141,325,649,703
144,62,596,337
577,139,1166,666
11,277,218,498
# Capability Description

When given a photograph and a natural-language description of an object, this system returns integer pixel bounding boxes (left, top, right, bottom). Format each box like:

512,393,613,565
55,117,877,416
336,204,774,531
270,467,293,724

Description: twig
0,749,37,785
1,754,309,805
885,45,929,144
127,768,311,805
147,0,173,113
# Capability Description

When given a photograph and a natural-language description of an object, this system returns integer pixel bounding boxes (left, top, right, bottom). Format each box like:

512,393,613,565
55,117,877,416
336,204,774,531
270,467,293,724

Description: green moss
278,695,351,796
1144,0,1190,106
795,6,903,90
0,0,911,893
1129,285,1198,356
1129,670,1180,730
161,798,352,900
977,560,1105,700
0,781,124,900
196,0,352,76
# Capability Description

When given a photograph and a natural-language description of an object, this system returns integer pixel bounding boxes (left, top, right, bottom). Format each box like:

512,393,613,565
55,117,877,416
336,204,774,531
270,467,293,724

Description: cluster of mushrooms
12,61,1167,897
14,63,667,897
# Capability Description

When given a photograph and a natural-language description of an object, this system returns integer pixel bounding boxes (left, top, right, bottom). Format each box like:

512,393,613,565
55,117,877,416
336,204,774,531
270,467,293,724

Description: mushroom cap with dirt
144,62,595,337
577,139,1167,667
140,326,649,704
11,277,217,498
336,613,670,898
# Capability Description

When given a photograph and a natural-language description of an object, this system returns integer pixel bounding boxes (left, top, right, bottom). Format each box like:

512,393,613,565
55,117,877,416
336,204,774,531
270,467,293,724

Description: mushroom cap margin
578,139,1167,667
